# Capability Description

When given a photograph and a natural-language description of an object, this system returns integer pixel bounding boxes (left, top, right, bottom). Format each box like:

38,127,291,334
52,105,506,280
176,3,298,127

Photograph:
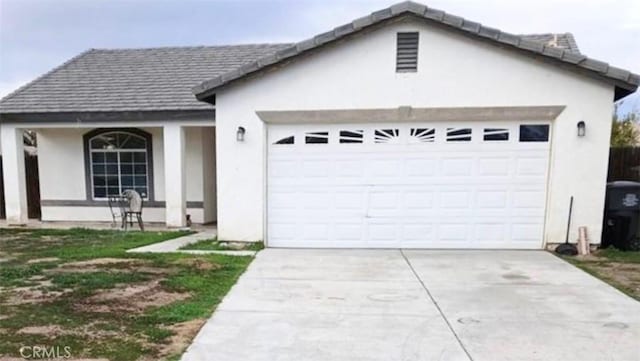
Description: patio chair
107,195,127,229
122,189,145,231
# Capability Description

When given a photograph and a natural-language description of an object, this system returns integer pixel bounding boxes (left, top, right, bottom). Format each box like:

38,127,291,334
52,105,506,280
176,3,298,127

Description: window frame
83,128,154,201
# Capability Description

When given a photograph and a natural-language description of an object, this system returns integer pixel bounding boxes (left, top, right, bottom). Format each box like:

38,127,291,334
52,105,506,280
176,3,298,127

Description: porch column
1,125,28,225
163,124,186,227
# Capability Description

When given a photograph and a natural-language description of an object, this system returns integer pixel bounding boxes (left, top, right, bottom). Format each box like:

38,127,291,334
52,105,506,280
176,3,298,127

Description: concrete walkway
181,249,640,361
127,230,257,256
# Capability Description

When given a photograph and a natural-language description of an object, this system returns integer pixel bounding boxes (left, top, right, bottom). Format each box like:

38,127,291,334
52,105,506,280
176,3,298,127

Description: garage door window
483,128,509,141
519,125,549,142
375,129,400,143
446,128,472,142
274,136,294,145
409,128,435,143
305,131,329,144
339,130,364,143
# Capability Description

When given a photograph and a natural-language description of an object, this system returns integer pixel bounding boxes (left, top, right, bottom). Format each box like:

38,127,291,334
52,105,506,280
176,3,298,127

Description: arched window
85,129,152,200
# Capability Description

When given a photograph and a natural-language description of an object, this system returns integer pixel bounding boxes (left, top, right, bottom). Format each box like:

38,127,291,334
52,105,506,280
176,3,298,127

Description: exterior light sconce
577,121,586,137
236,126,246,142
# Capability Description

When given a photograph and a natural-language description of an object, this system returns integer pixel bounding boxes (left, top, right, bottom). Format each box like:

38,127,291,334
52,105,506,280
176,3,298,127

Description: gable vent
396,32,419,72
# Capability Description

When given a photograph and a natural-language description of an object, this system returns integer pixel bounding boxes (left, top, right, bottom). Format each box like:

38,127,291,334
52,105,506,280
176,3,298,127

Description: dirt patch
172,258,221,271
27,257,61,264
0,251,14,263
39,235,64,243
574,257,640,299
135,266,176,275
4,279,71,306
27,275,48,281
80,279,190,313
17,323,121,340
156,319,206,359
18,325,67,336
589,262,640,295
4,286,71,306
52,258,150,273
62,257,144,267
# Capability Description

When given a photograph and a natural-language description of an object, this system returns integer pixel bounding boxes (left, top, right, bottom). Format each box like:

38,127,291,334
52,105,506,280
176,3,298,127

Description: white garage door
267,121,550,249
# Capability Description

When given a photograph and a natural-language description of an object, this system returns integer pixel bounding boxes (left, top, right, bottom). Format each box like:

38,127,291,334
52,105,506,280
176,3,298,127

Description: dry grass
564,248,640,301
0,228,254,361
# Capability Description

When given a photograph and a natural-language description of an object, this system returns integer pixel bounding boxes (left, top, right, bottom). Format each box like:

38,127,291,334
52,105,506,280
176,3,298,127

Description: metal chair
107,195,127,229
107,191,144,231
122,189,144,231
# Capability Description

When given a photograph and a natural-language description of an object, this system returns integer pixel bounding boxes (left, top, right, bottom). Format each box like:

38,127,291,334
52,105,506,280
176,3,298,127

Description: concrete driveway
182,250,640,361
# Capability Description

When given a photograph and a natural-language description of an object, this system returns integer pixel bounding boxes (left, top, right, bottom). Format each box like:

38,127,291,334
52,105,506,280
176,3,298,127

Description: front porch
0,119,216,228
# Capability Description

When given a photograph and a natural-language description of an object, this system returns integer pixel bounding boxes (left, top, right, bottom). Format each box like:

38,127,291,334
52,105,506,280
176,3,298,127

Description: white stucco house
1,1,638,249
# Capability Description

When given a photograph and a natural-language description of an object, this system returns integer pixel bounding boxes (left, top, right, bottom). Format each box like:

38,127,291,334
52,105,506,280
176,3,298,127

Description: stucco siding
37,129,86,200
215,18,615,244
40,206,204,224
36,126,214,224
202,127,217,223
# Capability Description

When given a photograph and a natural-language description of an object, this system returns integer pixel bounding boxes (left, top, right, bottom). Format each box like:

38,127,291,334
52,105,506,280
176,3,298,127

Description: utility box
602,181,640,250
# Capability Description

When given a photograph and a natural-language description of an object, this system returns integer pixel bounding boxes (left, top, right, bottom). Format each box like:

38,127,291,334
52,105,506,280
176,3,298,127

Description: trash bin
602,181,640,251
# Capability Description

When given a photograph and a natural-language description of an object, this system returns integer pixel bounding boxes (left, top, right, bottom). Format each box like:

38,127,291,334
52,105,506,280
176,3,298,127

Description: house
1,1,638,249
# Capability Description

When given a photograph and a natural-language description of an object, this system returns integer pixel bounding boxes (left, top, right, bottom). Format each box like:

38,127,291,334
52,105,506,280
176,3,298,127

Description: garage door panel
269,223,296,242
439,191,472,208
301,223,331,241
511,223,545,242
335,160,365,177
474,223,508,242
441,158,474,176
299,191,332,209
477,158,512,176
301,160,331,177
476,191,508,208
334,223,365,241
269,160,298,178
366,222,401,244
268,122,549,249
270,191,298,210
403,191,435,209
367,159,403,177
402,223,436,241
334,190,366,210
438,223,470,241
516,157,549,176
405,158,438,176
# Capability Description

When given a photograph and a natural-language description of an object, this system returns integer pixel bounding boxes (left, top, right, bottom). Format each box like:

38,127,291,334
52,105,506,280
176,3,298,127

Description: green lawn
562,248,640,301
179,238,264,251
0,228,254,361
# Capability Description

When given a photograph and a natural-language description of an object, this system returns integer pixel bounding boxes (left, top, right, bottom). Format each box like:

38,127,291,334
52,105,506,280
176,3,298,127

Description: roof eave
0,109,215,124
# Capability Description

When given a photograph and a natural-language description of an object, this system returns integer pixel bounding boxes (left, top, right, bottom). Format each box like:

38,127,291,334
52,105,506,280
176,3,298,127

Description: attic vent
396,32,419,72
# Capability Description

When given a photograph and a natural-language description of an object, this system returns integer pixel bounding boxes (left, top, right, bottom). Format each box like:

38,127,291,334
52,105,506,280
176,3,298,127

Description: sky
0,0,638,114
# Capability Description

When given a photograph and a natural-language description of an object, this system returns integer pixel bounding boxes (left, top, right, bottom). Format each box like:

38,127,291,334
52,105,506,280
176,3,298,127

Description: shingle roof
0,44,291,113
193,1,639,101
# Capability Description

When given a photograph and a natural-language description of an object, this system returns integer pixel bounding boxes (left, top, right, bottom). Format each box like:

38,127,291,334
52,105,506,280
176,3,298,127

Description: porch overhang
0,109,215,124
